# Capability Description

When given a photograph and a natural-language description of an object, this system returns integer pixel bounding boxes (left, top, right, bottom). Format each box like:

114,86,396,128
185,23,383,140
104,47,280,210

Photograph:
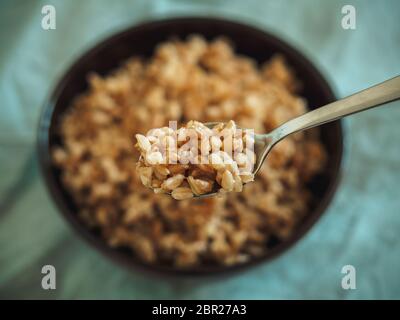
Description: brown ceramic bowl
37,17,344,277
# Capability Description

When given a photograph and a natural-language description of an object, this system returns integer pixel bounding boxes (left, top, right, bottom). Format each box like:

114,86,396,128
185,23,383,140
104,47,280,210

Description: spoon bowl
146,122,275,199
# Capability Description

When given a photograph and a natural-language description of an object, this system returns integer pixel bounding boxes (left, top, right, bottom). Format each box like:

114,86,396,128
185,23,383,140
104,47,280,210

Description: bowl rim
37,16,344,278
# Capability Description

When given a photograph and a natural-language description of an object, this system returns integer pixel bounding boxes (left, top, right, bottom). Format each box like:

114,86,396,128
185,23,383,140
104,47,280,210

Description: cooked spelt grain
171,187,194,200
161,174,185,190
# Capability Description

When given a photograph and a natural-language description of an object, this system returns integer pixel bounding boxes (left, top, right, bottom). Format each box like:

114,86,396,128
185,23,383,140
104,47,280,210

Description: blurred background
0,0,399,299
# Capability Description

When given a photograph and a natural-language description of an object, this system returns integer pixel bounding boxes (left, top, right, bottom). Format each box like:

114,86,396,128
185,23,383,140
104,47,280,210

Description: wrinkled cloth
0,0,399,299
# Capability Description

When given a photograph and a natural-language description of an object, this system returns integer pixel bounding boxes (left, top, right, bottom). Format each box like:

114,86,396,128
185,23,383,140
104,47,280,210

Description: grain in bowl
52,35,326,267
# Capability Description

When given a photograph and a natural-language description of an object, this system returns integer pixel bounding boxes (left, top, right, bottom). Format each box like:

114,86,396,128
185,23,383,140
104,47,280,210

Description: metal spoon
248,75,400,176
150,76,399,199
193,76,400,199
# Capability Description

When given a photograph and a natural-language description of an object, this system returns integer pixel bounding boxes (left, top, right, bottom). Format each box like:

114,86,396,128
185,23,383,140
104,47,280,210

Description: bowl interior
38,17,343,276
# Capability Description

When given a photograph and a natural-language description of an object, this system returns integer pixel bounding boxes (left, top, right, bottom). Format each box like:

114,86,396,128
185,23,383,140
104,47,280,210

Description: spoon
196,75,400,199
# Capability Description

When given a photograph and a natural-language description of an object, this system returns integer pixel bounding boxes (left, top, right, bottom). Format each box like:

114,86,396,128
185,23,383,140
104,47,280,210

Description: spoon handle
270,75,400,142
